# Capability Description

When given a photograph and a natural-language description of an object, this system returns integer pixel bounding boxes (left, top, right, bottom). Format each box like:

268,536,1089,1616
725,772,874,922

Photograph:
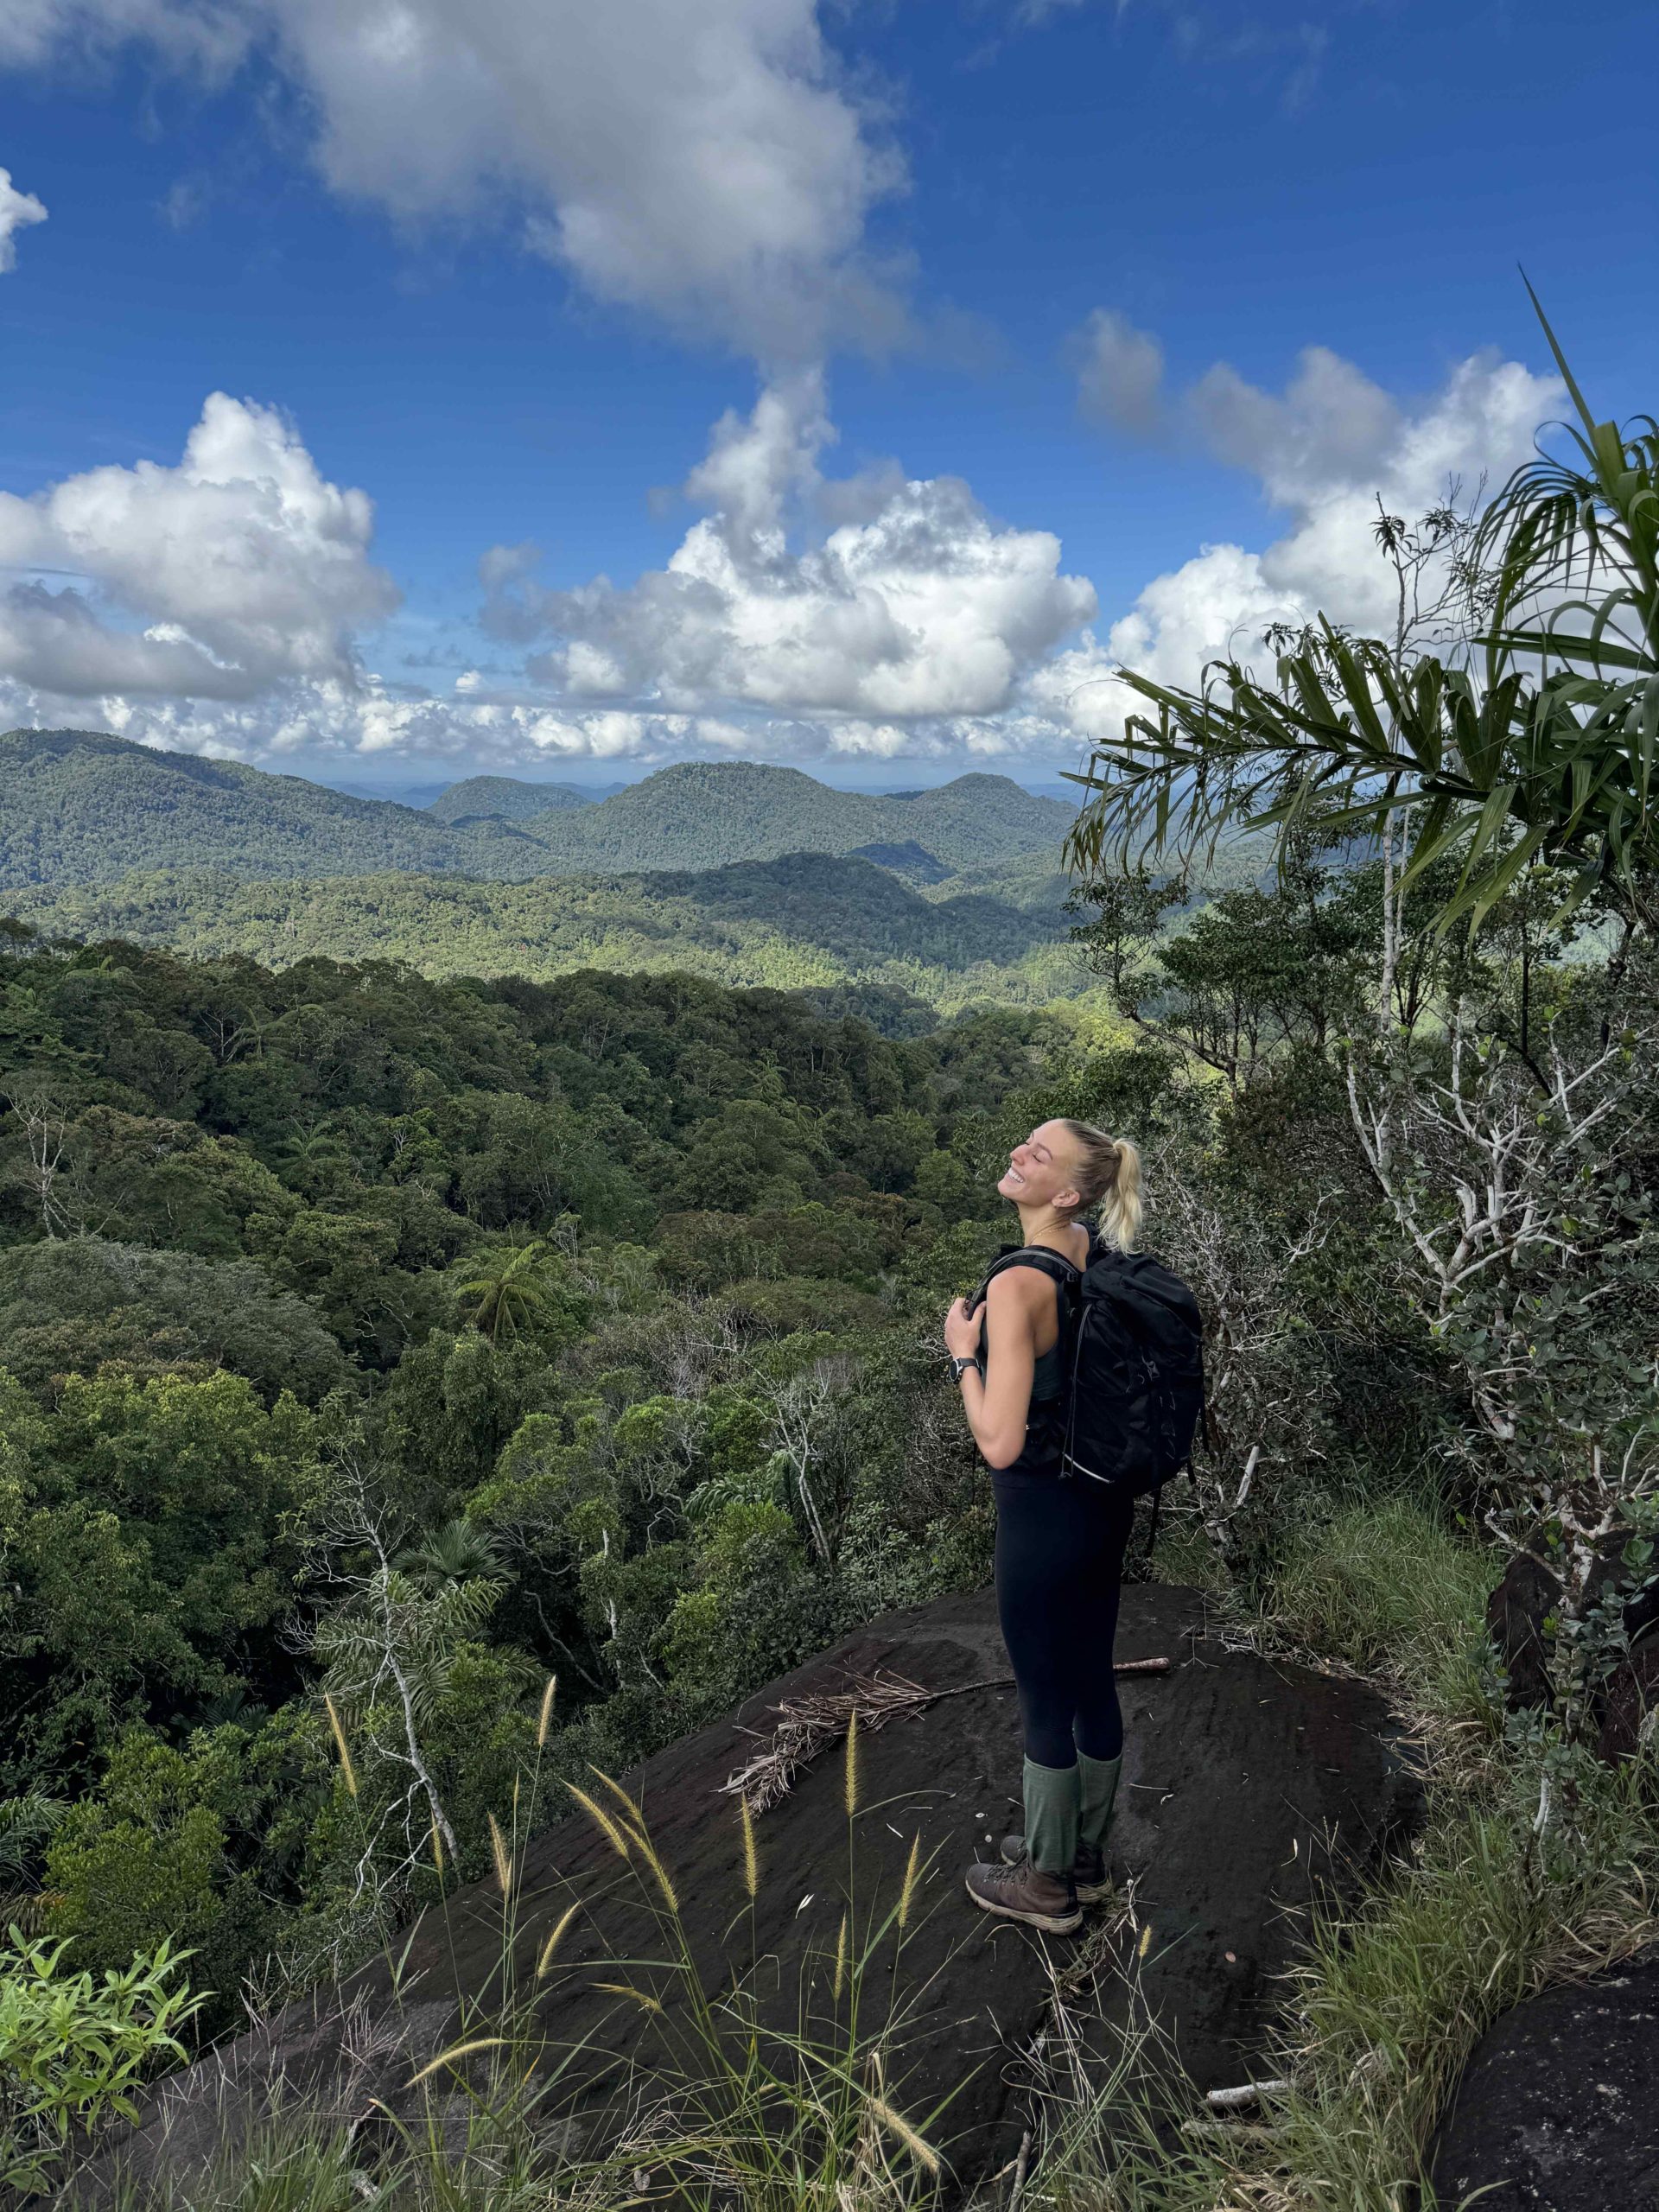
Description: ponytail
1055,1121,1142,1252
1096,1135,1142,1252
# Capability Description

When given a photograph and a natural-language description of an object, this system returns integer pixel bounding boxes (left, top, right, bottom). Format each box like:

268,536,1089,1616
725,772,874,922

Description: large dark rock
80,1584,1421,2199
1428,1950,1659,2211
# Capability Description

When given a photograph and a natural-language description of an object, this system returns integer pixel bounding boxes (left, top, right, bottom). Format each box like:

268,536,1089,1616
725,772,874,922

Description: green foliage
0,735,1074,900
41,1729,274,2013
0,728,491,889
0,742,1649,2190
0,1926,205,2191
454,1240,590,1348
424,773,594,825
1,1368,324,1789
1261,1492,1494,1720
664,1497,835,1709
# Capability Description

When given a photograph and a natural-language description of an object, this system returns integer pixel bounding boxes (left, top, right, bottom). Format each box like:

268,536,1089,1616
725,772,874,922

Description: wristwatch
950,1355,979,1383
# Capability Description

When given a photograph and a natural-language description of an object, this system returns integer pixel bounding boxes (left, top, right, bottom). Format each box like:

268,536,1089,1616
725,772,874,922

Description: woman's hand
944,1295,981,1360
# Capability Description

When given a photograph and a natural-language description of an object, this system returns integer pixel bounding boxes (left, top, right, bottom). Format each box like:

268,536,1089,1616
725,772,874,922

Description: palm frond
1066,296,1659,931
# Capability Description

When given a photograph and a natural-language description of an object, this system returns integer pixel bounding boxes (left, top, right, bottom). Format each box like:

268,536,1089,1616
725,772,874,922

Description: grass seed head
568,1781,634,1862
537,1899,582,1978
594,1981,664,2016
843,1707,860,1817
322,1692,358,1800
866,2095,940,2175
739,1793,759,1898
536,1672,558,1748
898,1830,922,1931
488,1812,513,1897
406,2036,506,2088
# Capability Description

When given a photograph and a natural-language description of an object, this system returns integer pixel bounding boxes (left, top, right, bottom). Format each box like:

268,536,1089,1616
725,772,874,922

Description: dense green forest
4,853,1075,1015
0,733,1074,891
5,832,1659,2205
495,761,1077,873
0,731,499,887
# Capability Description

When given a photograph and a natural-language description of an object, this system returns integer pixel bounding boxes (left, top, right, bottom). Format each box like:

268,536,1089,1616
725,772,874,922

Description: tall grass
1261,1491,1497,1730
92,1729,962,2212
1028,1744,1659,2212
1031,1493,1659,2212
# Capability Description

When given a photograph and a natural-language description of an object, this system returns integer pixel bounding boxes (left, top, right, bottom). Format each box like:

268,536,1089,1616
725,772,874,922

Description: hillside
424,773,594,825
0,732,1076,891
86,1582,1414,2202
0,728,493,888
10,849,1074,1008
514,760,1077,873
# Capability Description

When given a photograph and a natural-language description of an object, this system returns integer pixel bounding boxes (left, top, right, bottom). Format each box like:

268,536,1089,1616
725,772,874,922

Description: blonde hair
1055,1120,1142,1252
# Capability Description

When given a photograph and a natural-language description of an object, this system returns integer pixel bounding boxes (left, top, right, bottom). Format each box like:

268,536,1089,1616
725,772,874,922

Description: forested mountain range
425,774,595,825
498,760,1074,873
10,850,1075,1016
0,730,1076,891
0,728,500,887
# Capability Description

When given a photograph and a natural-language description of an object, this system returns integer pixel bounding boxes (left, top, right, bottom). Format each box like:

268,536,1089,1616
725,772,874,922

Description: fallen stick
1205,2078,1292,2111
1009,2127,1032,2206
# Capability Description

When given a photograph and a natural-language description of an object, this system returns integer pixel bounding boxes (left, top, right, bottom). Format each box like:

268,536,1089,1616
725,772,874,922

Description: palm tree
1065,288,1659,935
394,1517,508,1592
455,1237,559,1344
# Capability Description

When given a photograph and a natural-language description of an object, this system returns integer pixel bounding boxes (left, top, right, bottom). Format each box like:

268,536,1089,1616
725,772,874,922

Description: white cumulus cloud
484,370,1097,724
0,391,398,698
1038,341,1561,745
1,0,905,357
0,165,47,270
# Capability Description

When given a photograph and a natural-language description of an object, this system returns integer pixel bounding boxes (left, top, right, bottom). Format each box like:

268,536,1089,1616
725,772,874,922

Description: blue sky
0,0,1653,791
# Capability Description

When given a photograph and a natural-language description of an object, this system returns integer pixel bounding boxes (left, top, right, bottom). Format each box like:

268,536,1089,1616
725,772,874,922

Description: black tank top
976,1240,1087,1479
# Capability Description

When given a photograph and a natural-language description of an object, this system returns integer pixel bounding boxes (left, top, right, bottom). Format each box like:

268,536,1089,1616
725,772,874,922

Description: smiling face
997,1119,1084,1216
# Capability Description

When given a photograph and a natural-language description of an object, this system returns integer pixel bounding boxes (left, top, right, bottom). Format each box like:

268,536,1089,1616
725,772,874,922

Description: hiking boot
997,1833,1111,1902
964,1854,1082,1934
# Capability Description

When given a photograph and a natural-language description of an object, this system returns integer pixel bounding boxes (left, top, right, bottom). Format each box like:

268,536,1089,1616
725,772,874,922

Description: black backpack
976,1237,1206,1501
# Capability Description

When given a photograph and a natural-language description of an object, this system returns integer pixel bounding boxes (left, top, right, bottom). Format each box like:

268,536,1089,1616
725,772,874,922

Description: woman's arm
944,1271,1039,1470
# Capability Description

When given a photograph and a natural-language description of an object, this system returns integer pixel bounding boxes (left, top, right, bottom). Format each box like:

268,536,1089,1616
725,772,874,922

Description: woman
944,1118,1142,1935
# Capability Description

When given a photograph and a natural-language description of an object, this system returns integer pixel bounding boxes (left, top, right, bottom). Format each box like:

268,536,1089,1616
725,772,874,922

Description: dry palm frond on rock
720,1659,1169,1814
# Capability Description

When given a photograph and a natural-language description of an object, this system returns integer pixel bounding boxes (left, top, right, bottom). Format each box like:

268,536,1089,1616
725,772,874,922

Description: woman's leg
1070,1486,1135,1761
992,1472,1079,1770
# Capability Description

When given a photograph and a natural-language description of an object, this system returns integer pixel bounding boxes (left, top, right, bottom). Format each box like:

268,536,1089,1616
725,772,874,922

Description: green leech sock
1077,1750,1122,1856
1021,1756,1081,1876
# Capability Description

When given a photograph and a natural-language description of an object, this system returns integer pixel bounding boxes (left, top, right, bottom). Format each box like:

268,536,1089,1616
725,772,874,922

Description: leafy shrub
0,1928,204,2192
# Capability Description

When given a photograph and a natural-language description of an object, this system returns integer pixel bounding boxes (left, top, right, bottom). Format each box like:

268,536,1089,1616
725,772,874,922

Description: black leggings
993,1468,1135,1769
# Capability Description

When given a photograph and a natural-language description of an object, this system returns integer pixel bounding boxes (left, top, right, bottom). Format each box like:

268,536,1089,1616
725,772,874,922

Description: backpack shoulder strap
971,1243,1081,1316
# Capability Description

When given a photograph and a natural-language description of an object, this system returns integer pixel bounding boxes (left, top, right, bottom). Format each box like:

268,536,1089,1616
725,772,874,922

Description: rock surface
1428,1950,1659,2211
85,1583,1421,2199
